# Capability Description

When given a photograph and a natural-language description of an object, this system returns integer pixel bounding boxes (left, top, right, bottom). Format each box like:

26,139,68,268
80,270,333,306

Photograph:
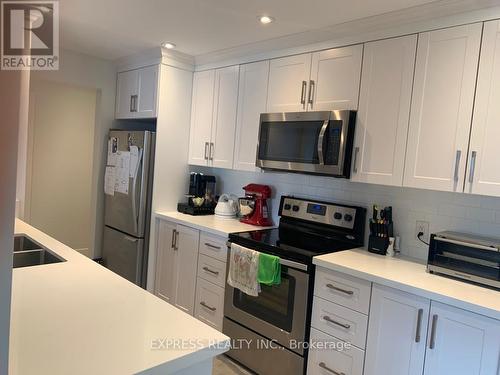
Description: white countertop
155,211,274,237
314,249,500,321
11,219,230,375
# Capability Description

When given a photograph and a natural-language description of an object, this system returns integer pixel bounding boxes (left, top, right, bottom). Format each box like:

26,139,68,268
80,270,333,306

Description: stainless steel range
224,196,366,375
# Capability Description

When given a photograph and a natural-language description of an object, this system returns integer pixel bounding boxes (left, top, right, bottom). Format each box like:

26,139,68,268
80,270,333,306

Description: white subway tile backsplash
191,166,500,261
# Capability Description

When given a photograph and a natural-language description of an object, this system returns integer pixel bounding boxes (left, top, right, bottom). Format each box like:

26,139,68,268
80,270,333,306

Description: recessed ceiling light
162,42,176,49
259,15,275,24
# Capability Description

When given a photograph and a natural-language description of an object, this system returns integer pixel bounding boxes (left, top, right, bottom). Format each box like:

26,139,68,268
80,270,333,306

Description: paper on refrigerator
107,137,118,166
104,166,116,196
115,151,130,195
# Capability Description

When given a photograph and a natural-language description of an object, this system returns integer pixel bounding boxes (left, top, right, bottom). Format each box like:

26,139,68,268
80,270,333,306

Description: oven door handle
317,119,330,166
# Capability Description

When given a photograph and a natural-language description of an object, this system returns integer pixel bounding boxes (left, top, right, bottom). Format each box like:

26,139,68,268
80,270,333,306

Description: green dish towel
257,253,281,286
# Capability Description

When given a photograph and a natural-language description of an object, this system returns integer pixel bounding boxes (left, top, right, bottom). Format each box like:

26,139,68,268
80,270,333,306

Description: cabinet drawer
314,268,371,314
312,297,368,349
307,328,365,375
197,254,227,288
199,232,227,262
194,278,224,331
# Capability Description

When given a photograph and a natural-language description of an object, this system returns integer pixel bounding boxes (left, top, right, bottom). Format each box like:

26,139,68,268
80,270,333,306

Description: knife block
368,236,389,255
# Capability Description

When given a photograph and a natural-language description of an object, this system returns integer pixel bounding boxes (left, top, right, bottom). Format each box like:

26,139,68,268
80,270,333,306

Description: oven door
224,249,310,355
256,111,355,176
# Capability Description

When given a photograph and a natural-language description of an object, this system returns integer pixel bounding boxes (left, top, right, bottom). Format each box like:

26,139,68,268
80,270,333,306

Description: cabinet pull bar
204,142,209,161
454,150,462,182
171,229,176,249
200,301,216,312
318,362,345,375
174,230,179,251
209,142,214,161
353,147,360,173
429,314,438,349
415,308,424,343
308,80,315,107
205,243,222,250
300,80,307,108
202,266,219,276
129,96,134,112
323,315,351,329
326,283,354,295
469,151,477,184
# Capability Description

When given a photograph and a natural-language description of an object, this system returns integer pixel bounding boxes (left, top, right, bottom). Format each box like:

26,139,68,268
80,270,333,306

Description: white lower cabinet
307,328,365,375
423,301,500,375
364,284,430,375
194,277,225,331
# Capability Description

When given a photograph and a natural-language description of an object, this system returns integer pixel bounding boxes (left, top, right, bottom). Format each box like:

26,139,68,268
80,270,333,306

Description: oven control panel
280,197,357,229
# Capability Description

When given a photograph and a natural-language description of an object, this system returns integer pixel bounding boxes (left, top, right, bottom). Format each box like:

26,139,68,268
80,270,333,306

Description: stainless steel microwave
256,111,356,177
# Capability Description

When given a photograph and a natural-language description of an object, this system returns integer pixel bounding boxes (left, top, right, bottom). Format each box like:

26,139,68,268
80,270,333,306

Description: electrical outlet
415,221,430,243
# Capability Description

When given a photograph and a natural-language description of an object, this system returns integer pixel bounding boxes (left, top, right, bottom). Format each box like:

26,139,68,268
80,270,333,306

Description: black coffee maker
177,173,217,215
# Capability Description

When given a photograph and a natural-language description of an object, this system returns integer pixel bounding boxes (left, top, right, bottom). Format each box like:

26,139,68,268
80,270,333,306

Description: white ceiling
60,0,448,61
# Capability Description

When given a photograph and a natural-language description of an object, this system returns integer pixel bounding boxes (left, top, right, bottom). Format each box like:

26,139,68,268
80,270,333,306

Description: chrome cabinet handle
454,150,462,182
323,315,351,329
209,143,214,161
319,362,345,375
204,142,209,161
200,301,216,312
308,80,315,107
130,96,134,112
171,229,176,249
205,243,221,250
353,147,360,173
300,80,307,108
469,151,477,184
429,314,438,349
326,283,354,295
202,266,219,276
415,308,424,343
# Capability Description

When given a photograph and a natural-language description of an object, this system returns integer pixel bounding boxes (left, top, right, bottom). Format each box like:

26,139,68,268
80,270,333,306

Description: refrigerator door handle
131,150,141,236
124,235,139,243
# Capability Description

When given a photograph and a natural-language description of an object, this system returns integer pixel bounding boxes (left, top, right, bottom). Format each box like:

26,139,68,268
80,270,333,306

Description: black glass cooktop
229,225,361,265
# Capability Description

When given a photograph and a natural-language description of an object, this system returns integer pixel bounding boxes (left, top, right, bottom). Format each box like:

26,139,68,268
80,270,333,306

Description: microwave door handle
317,120,329,165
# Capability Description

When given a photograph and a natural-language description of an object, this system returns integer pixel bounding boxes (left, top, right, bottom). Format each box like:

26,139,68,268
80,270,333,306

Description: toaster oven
427,231,500,289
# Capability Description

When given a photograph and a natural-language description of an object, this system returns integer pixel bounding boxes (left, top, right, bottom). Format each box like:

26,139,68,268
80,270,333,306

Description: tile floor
212,355,254,375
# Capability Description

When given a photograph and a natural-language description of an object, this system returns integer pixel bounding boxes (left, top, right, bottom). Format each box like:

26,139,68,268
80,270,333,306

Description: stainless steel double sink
13,235,66,268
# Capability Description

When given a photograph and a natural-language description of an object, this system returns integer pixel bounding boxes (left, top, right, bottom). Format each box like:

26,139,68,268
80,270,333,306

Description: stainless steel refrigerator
102,130,155,288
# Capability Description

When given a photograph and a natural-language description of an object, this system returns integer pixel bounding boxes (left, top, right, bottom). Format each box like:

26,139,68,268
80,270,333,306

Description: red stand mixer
238,184,273,227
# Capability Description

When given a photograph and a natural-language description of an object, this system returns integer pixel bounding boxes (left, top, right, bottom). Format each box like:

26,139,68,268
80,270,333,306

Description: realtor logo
1,0,59,70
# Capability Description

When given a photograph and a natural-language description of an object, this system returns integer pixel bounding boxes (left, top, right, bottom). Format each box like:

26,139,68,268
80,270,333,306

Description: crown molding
195,0,500,71
115,47,195,72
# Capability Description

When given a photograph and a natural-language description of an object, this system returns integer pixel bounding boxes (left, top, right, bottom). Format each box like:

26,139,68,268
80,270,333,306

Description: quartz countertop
155,211,274,237
10,219,230,375
314,248,500,320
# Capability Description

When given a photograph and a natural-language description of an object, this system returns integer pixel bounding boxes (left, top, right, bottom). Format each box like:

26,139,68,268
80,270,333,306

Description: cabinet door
173,224,199,315
424,302,500,375
210,65,240,169
188,70,215,166
309,45,363,111
364,285,430,375
154,220,177,303
233,61,269,171
351,36,417,186
404,24,482,192
136,65,158,118
466,20,500,197
115,69,137,119
267,53,312,112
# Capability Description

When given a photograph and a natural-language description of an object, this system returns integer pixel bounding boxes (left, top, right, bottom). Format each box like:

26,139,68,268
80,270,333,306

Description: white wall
22,49,116,259
27,80,97,256
0,69,28,375
191,166,500,261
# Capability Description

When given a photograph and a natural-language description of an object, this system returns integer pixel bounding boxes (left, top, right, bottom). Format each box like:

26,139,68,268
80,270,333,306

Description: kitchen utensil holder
368,236,390,255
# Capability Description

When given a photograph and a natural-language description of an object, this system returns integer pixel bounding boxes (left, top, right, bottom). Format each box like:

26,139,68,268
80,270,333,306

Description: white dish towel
227,243,260,297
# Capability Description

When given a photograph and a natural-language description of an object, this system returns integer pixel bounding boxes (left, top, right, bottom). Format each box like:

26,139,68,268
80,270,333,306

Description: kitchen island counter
10,219,229,375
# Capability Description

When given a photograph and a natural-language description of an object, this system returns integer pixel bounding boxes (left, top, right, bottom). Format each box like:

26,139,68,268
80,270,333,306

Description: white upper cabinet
267,53,312,112
233,61,270,171
115,65,159,119
211,65,240,169
466,20,500,197
364,285,430,375
309,45,363,111
403,24,482,192
423,302,500,375
188,70,215,166
351,35,417,186
188,67,239,169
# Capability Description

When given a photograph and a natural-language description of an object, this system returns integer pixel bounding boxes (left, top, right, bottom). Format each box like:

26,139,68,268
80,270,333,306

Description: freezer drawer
102,226,145,286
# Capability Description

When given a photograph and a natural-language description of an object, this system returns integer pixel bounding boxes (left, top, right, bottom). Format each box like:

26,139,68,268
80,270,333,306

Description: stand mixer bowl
238,198,255,217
